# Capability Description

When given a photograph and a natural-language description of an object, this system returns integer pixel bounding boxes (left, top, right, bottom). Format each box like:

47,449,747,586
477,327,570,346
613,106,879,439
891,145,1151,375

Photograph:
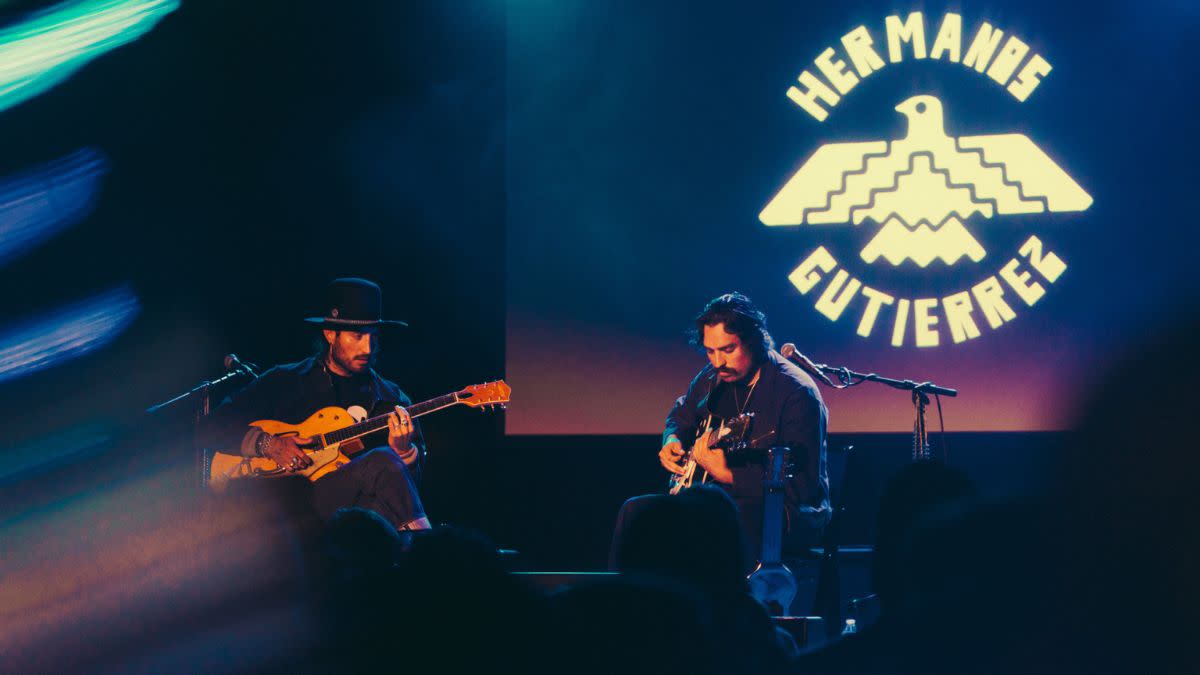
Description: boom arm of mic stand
145,368,253,415
813,364,957,398
908,381,957,398
808,361,956,464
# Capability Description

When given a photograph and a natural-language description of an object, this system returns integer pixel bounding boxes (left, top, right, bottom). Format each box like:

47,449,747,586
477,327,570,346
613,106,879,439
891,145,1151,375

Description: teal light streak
0,0,179,115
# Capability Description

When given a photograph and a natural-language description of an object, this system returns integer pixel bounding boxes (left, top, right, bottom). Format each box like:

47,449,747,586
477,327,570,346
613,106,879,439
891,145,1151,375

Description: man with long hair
664,292,830,542
613,292,830,570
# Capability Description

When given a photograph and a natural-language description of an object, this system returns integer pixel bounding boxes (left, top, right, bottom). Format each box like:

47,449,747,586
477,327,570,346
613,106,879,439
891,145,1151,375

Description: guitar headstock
457,380,511,411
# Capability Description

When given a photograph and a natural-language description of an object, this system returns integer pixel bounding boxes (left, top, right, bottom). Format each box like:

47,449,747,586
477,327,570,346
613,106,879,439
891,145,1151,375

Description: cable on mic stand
778,343,957,463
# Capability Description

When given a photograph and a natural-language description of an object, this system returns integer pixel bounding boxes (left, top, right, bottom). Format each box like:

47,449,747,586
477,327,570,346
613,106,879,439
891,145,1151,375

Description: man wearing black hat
201,278,430,531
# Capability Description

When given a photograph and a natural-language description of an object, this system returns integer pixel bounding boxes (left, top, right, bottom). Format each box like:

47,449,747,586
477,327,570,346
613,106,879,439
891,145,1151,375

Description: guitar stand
754,359,957,635
748,446,800,617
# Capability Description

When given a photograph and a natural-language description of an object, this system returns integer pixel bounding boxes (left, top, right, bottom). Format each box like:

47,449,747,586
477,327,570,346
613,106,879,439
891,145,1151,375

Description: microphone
779,343,835,387
224,353,260,378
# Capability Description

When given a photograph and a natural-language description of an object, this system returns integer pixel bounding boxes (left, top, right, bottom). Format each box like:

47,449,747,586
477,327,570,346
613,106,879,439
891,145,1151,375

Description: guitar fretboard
319,392,460,447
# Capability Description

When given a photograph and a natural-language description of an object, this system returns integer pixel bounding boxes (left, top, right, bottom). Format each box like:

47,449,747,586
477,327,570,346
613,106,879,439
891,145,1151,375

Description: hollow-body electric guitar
206,380,510,491
667,412,754,495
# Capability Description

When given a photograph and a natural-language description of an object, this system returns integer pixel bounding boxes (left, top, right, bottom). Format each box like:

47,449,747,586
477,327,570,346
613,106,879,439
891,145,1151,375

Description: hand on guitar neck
386,405,420,466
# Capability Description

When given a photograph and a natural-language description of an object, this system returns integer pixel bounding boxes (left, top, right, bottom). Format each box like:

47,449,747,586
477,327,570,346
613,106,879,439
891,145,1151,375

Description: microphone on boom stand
779,343,835,387
223,353,260,379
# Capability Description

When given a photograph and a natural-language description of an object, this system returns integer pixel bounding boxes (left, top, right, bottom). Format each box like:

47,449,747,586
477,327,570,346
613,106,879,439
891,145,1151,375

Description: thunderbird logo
759,12,1092,347
761,94,1092,267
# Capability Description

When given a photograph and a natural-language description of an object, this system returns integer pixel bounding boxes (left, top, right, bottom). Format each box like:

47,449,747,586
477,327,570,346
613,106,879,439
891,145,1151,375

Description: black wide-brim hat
304,277,408,329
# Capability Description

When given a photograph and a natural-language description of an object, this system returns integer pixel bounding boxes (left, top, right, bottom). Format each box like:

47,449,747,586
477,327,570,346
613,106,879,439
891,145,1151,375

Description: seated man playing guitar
200,277,431,531
612,292,831,570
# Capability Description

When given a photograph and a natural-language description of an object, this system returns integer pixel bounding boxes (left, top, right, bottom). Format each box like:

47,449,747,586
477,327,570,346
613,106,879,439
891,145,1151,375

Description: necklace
734,369,762,415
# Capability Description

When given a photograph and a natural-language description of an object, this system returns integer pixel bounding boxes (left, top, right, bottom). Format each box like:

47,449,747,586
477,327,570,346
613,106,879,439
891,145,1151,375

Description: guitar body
668,457,700,495
208,407,368,491
667,413,755,495
668,417,709,495
205,380,510,492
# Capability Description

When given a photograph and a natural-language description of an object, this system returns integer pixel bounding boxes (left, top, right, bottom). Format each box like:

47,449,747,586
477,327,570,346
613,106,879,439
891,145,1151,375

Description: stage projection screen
505,0,1200,434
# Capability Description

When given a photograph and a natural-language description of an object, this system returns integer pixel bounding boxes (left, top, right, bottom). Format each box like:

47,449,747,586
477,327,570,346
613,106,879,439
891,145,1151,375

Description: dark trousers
311,449,425,531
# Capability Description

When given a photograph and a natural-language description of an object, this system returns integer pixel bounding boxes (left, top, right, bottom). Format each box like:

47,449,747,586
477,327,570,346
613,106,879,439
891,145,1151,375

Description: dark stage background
506,0,1200,434
0,0,1197,620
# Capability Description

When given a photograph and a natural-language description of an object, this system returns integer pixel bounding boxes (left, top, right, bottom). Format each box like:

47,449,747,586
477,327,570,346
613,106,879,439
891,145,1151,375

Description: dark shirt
664,349,830,527
200,355,425,481
708,378,757,423
330,370,372,409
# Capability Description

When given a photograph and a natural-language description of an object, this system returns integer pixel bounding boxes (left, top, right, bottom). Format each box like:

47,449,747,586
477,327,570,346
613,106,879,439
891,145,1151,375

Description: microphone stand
145,367,254,416
807,361,957,462
788,353,957,633
146,364,257,489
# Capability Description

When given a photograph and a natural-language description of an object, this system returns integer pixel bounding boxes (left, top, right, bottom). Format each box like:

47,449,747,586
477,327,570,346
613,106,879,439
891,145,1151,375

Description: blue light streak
0,285,140,384
0,148,108,267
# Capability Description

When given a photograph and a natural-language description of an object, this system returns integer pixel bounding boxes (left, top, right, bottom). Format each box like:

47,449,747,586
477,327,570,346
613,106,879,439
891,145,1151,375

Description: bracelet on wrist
255,433,274,457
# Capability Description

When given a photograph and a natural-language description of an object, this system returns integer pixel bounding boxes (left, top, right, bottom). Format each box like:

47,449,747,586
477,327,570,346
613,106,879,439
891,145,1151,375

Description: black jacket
664,349,830,525
199,356,425,480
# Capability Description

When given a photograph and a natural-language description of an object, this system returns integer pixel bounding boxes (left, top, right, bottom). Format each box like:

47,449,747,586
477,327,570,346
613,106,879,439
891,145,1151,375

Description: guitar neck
319,392,461,447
